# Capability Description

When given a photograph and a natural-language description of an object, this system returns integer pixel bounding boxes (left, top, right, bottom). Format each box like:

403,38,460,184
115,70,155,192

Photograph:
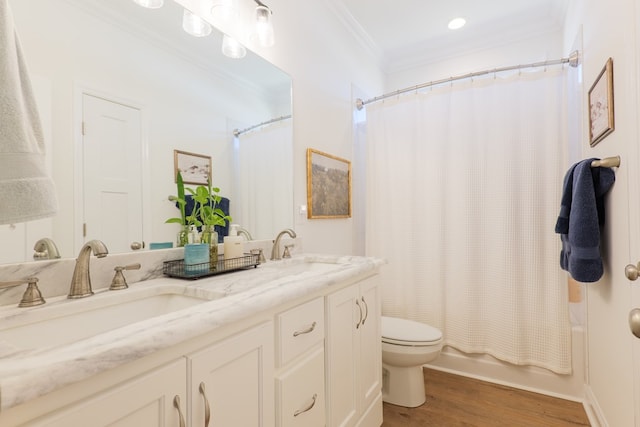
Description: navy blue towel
555,158,615,282
180,195,230,243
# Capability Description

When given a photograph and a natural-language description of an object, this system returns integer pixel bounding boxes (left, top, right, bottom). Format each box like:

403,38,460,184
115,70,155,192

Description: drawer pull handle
199,382,211,427
173,395,186,427
355,299,363,329
293,321,317,337
294,393,318,417
361,296,369,325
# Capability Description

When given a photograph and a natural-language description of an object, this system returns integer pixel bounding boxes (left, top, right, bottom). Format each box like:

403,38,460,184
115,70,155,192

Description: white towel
0,0,57,224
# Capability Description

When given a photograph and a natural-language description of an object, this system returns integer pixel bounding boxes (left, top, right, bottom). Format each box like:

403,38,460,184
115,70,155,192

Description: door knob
630,308,640,339
130,241,143,250
625,263,640,281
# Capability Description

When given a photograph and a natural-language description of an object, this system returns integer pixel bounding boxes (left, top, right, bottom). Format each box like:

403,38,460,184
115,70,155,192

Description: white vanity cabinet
28,358,188,427
188,321,275,427
275,297,326,427
0,259,383,427
326,275,382,427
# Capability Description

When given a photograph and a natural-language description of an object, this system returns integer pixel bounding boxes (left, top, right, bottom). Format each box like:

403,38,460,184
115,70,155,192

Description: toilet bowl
381,316,443,408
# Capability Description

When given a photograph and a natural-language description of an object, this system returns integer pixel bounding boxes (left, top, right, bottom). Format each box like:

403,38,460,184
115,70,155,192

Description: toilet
381,316,443,408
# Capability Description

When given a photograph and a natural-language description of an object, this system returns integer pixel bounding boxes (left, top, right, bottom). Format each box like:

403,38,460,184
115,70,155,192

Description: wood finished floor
382,368,590,427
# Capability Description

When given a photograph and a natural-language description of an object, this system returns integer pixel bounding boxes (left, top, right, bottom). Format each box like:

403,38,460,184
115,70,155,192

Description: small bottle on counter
224,224,244,262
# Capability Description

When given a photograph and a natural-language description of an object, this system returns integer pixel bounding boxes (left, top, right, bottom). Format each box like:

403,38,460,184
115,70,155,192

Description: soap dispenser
224,224,244,261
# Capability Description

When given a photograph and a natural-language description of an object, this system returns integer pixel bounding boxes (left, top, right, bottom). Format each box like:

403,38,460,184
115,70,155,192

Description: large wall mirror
1,0,293,263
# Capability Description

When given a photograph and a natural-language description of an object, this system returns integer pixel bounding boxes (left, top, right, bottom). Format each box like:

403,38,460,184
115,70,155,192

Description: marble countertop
0,254,383,411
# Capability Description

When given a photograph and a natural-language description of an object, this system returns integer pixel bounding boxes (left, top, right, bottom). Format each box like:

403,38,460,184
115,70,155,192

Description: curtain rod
233,115,292,137
356,50,580,110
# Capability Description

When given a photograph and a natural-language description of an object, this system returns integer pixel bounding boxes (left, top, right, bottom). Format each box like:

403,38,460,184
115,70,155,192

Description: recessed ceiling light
448,17,466,30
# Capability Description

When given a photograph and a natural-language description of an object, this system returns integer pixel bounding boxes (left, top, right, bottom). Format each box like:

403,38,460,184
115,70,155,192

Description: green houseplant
166,171,190,247
187,180,231,270
166,171,231,269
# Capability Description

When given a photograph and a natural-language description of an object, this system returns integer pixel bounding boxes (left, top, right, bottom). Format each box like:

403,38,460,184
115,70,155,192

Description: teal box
184,243,210,275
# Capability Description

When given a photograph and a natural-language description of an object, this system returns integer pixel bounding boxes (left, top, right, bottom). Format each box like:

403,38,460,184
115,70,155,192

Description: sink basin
0,285,221,350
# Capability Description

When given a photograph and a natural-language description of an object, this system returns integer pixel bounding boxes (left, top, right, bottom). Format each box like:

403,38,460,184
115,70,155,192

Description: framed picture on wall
588,57,615,147
306,148,351,219
174,149,211,185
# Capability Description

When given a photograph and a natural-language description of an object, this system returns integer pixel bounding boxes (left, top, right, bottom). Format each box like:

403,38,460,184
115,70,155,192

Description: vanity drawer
277,297,324,366
276,347,325,427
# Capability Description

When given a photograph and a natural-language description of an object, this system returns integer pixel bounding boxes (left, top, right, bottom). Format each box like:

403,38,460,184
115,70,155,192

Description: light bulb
221,34,247,59
211,0,238,22
132,0,163,9
255,5,274,47
182,9,212,37
448,17,466,30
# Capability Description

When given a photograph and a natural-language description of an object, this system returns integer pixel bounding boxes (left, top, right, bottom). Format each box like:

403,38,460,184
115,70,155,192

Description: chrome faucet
33,238,61,260
68,240,109,299
270,228,297,261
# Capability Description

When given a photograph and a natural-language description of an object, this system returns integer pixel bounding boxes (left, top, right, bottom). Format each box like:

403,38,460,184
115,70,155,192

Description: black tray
163,253,259,280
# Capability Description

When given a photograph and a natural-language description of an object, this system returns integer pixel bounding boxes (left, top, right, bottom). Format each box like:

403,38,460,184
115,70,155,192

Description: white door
82,94,143,253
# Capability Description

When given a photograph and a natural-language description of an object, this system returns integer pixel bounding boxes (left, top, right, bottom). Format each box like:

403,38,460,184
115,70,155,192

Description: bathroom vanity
0,254,383,427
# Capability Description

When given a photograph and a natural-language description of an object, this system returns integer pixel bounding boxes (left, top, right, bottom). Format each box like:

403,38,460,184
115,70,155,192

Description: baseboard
583,385,607,427
427,328,586,402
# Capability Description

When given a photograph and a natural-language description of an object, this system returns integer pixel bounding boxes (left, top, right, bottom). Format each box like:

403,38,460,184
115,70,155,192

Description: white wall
247,0,385,255
9,0,281,258
9,0,385,259
563,0,638,425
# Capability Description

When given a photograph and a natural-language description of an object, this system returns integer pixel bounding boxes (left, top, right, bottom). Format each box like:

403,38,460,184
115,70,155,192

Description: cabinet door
29,359,187,427
190,321,275,427
326,285,359,427
357,277,383,423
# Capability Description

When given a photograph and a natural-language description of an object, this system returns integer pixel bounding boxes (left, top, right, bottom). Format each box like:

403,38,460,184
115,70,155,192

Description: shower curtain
364,68,571,374
234,120,293,240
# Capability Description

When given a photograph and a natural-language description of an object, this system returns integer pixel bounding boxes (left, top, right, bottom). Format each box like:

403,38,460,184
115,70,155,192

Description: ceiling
329,0,569,73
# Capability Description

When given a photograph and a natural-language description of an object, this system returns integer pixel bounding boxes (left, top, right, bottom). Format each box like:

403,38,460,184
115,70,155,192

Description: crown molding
323,0,384,68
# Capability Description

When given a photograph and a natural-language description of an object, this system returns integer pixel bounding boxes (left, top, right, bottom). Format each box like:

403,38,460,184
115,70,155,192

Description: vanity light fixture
221,34,247,58
448,17,466,30
254,1,274,47
183,9,212,37
211,0,239,22
132,0,164,9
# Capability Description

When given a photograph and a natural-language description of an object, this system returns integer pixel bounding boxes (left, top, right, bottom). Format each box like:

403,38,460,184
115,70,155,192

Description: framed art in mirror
306,148,351,219
588,57,614,147
174,150,212,185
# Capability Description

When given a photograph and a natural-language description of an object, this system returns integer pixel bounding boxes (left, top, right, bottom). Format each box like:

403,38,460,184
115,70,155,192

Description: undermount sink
0,285,222,351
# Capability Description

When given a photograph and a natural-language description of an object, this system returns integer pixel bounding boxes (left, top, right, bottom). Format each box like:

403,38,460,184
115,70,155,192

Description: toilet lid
381,316,442,345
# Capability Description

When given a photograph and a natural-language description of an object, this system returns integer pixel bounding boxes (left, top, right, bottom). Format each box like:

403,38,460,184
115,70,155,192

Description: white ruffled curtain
234,120,293,240
364,68,572,374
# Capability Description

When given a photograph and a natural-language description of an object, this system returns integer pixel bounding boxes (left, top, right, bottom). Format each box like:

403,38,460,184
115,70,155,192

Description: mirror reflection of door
81,94,143,253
